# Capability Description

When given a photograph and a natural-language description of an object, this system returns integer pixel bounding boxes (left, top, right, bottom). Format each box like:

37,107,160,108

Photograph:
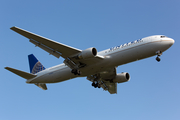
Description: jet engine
77,47,97,59
113,72,130,83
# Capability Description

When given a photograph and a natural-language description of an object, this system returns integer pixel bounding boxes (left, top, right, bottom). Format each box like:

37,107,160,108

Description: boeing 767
5,27,175,94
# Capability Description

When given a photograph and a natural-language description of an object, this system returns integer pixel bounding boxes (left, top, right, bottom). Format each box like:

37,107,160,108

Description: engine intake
113,72,130,83
77,47,97,59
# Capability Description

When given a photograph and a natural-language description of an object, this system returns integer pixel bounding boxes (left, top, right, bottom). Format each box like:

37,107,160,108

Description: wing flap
101,81,117,94
30,39,61,58
10,26,81,58
5,67,37,79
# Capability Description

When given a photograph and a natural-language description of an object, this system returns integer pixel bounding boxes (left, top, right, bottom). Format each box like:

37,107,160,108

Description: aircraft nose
166,38,175,47
170,39,175,45
161,38,175,49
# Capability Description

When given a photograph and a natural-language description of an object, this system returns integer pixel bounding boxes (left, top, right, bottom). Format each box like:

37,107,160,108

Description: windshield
161,36,168,38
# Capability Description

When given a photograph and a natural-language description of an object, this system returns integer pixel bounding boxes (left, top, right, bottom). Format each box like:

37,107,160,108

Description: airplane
5,26,175,94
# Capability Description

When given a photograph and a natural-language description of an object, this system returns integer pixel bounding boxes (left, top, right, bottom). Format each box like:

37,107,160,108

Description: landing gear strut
71,69,81,75
156,51,162,62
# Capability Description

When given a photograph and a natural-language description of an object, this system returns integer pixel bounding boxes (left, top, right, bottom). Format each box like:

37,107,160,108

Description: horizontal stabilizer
5,67,37,79
35,83,47,90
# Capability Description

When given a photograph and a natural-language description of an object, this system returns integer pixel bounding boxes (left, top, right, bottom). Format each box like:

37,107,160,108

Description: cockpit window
161,36,168,38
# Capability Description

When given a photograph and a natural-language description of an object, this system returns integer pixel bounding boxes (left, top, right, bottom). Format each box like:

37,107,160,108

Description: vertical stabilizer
28,54,45,74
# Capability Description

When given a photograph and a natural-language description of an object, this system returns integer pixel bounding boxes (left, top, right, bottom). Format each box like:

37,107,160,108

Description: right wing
102,82,117,94
10,26,82,58
87,67,117,94
100,80,117,94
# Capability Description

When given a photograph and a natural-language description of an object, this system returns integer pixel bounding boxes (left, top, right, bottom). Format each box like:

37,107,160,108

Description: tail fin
28,54,45,74
28,54,48,90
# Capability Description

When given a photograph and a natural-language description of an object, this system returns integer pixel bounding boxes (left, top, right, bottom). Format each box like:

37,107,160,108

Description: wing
101,81,117,94
87,67,117,94
11,26,104,70
10,26,82,58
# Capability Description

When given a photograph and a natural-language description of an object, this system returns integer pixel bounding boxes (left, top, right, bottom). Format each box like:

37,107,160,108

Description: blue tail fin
28,54,45,74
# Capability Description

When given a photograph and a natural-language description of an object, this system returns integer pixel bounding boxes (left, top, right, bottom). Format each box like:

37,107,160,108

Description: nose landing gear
156,57,161,62
156,51,162,62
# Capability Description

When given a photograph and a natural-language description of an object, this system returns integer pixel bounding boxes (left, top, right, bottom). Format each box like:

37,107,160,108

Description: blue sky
1,0,180,120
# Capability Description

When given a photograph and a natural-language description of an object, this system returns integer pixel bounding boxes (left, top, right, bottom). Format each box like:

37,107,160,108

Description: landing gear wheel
92,82,100,88
92,82,95,87
71,69,81,75
156,57,161,62
98,84,101,88
71,69,76,74
94,83,98,88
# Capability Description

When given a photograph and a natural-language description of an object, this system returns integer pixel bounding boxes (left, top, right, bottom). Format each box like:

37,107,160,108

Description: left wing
11,26,104,69
87,68,117,94
11,27,104,69
10,26,82,58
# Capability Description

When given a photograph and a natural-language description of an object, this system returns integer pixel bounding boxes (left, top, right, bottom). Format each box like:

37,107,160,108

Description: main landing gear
71,69,81,75
156,50,162,62
92,82,101,88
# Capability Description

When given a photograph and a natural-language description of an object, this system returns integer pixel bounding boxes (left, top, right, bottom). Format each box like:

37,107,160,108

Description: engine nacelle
77,47,97,59
113,72,130,83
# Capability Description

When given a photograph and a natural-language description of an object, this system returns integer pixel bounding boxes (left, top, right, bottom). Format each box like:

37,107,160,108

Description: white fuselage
26,35,174,84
